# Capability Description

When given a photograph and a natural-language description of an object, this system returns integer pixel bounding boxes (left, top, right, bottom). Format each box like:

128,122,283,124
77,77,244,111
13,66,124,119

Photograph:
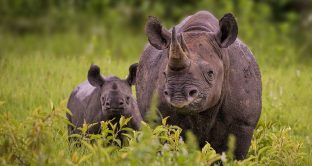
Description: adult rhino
136,11,261,160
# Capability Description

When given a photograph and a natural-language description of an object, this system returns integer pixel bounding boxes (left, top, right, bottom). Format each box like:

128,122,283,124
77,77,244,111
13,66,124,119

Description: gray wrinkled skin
67,64,142,137
136,11,262,160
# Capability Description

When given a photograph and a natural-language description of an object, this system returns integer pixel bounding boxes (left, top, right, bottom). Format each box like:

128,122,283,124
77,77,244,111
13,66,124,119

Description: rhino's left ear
145,16,171,50
216,13,238,48
88,64,105,87
127,63,138,85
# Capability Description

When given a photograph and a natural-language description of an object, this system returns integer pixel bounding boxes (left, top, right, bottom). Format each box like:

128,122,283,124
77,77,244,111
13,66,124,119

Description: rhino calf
67,63,142,137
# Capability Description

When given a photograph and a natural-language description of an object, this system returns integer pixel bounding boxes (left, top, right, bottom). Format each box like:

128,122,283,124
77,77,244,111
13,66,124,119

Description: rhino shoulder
235,39,261,79
75,81,97,105
67,81,98,118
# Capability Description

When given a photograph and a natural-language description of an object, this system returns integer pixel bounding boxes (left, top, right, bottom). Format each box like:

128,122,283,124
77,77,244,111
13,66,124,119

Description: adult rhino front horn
168,27,190,70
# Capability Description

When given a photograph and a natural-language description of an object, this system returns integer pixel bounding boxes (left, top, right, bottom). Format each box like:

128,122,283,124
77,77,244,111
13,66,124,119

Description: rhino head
87,63,138,119
145,14,238,114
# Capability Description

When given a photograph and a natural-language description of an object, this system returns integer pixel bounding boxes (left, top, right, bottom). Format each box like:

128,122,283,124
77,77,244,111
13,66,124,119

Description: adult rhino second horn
168,27,190,70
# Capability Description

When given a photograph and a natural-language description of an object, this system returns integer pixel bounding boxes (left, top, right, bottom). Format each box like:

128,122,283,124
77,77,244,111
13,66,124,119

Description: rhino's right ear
145,16,171,50
88,64,105,87
216,13,238,48
127,63,138,85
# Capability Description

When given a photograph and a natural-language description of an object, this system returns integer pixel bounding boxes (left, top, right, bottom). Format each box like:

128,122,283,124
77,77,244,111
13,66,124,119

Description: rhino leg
208,119,229,154
229,123,254,160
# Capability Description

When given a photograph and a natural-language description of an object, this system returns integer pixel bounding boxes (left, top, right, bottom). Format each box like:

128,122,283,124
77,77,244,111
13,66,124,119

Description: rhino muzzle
164,86,199,109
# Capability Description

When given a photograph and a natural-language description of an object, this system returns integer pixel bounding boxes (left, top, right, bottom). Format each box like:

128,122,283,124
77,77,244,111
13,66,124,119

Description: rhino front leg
230,123,255,160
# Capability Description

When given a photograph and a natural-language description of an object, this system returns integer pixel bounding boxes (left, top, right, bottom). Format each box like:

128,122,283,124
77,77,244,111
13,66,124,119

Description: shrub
0,100,305,165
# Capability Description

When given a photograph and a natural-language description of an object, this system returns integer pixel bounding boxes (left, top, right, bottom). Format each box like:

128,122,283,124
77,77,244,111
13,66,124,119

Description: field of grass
0,19,312,165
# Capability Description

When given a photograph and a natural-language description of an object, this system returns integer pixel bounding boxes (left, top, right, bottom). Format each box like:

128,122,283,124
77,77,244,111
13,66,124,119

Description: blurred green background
0,0,312,164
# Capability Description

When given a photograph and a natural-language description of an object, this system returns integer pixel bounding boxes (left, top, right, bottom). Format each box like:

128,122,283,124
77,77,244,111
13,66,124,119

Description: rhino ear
216,13,238,48
88,64,105,87
145,16,171,50
127,63,138,85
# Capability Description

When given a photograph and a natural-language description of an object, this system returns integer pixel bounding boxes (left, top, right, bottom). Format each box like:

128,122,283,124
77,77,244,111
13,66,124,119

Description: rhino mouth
169,96,205,114
103,108,125,115
105,108,123,111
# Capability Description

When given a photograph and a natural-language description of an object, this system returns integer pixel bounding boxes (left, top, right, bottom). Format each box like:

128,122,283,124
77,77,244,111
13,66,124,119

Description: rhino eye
126,96,130,104
207,70,214,80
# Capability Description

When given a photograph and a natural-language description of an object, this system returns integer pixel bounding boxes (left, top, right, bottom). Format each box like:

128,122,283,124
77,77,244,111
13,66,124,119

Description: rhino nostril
119,101,124,106
164,90,169,96
105,102,110,106
189,89,198,97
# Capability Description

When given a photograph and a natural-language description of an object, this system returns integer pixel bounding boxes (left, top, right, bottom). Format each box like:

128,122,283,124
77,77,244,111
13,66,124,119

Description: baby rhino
67,63,142,137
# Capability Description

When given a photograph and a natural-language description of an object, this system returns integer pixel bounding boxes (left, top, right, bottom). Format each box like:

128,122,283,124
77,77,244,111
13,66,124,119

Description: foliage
0,101,305,165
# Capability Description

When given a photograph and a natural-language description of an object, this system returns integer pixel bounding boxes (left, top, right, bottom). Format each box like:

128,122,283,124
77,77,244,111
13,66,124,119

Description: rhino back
178,11,219,32
67,81,103,132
